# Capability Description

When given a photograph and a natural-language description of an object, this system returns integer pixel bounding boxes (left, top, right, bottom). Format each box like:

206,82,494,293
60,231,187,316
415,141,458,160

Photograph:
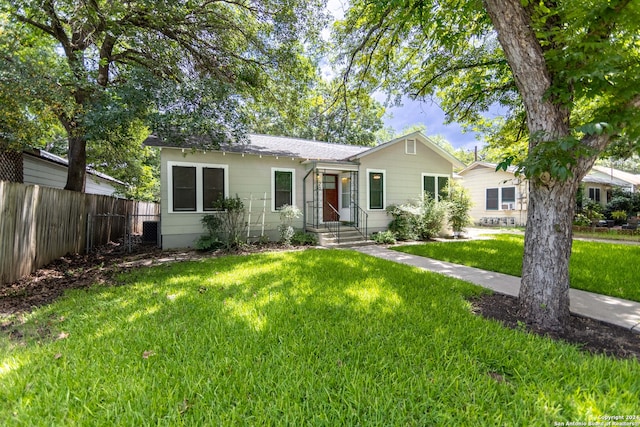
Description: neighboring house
590,165,640,193
145,132,465,249
457,161,529,227
459,161,638,226
0,148,124,196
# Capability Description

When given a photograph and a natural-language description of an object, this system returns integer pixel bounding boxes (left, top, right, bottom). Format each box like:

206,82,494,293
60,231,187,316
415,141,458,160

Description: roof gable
458,161,517,175
591,165,640,187
349,131,466,169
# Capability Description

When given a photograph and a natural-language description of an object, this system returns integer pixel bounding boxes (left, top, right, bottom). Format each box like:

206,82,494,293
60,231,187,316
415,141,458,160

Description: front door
322,174,339,221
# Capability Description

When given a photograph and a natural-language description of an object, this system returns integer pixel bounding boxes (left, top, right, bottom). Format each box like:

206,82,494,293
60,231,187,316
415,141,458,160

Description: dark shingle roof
144,133,370,161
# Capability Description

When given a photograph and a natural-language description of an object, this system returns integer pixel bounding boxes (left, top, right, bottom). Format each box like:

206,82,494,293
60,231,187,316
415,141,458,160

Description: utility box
142,221,159,244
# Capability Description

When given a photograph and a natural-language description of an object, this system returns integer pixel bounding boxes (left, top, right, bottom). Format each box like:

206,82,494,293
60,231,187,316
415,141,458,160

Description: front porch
302,162,368,245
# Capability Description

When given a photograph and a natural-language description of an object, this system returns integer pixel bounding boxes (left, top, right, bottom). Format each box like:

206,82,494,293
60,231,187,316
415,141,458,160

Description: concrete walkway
351,245,640,334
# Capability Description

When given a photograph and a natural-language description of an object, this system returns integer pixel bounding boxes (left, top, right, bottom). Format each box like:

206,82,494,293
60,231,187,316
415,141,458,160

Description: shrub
443,182,472,234
196,214,224,251
606,195,632,217
573,213,591,227
278,204,302,245
215,196,247,249
582,199,604,224
415,195,447,240
386,195,447,241
197,196,246,251
612,210,628,224
386,204,419,240
290,231,318,246
372,230,396,244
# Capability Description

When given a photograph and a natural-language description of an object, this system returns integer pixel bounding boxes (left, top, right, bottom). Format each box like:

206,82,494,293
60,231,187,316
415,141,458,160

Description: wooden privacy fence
0,181,159,285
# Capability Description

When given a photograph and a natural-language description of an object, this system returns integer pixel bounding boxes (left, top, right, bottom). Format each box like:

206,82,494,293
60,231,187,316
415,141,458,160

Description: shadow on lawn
2,249,639,424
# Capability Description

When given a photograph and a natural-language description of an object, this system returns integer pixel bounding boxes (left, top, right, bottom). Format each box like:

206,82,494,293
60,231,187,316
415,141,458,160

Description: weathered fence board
0,181,159,285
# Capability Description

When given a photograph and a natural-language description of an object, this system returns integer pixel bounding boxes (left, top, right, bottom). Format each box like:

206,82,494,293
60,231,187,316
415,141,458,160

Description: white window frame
167,161,229,213
271,167,296,212
366,168,386,210
588,187,601,203
485,186,517,211
405,139,417,155
421,173,450,202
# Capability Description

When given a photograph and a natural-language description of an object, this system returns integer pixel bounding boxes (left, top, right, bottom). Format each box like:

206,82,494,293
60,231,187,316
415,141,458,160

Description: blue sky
383,97,485,151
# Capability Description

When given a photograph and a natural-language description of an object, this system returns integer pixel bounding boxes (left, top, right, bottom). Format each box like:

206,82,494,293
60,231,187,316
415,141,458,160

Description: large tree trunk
484,0,615,331
64,134,87,193
520,179,578,331
483,0,576,331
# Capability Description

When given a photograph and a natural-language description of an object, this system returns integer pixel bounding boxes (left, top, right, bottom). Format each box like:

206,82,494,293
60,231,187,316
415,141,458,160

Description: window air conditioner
501,203,514,210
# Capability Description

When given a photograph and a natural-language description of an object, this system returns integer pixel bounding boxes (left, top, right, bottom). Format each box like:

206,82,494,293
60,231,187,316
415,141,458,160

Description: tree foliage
1,0,327,191
336,0,640,331
248,76,387,146
336,0,640,161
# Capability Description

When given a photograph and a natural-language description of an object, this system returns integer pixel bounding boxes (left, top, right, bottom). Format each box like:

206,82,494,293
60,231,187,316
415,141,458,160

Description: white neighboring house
457,161,528,226
145,132,465,249
590,165,640,193
458,161,638,226
21,149,124,196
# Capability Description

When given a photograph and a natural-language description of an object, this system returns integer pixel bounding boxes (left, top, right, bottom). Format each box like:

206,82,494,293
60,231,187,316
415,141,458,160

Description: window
588,187,601,203
368,170,385,210
272,168,295,211
486,188,499,210
203,167,225,210
485,186,516,210
341,177,351,208
422,174,449,201
502,187,516,203
405,139,416,155
168,162,228,213
172,166,196,211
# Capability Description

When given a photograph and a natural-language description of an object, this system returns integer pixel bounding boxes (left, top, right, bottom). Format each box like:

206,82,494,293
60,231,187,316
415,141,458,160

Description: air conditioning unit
501,203,515,210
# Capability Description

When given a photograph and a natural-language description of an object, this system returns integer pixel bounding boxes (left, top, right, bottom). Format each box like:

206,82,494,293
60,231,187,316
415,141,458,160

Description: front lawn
393,234,640,302
1,249,638,425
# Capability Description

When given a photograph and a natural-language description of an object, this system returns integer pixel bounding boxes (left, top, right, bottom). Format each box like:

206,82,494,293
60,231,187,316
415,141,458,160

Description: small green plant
278,204,302,245
372,230,397,244
443,182,472,236
583,199,604,224
290,231,318,246
196,214,224,250
573,213,591,227
612,210,627,222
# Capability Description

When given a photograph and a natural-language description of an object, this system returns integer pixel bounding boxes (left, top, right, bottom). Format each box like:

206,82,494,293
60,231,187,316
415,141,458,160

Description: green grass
394,234,640,302
1,249,639,425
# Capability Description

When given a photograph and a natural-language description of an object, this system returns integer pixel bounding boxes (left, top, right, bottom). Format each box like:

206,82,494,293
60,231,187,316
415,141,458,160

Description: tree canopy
247,76,387,146
1,0,327,191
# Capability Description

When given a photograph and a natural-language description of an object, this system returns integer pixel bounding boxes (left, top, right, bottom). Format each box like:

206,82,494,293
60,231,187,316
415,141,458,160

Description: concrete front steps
308,226,372,247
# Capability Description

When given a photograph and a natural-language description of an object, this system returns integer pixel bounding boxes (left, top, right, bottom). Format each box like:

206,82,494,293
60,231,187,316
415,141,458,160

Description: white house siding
23,156,68,189
160,148,308,249
357,137,455,232
23,155,119,196
459,165,527,226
